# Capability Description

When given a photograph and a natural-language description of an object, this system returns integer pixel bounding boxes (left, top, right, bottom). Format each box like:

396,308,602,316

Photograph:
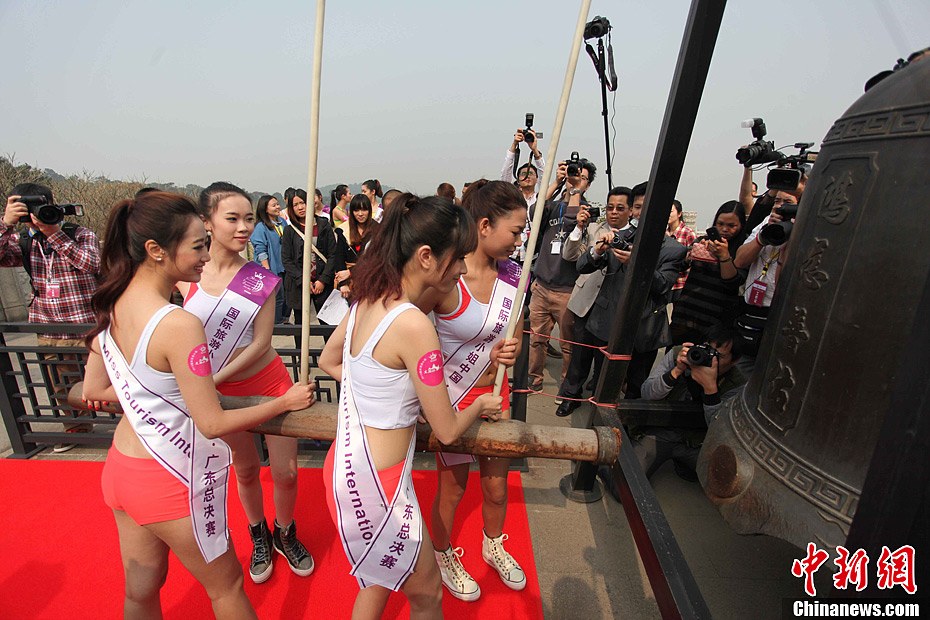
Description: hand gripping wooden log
66,384,620,465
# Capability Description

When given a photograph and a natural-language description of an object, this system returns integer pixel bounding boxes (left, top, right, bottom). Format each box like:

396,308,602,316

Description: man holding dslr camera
627,324,746,483
526,155,596,392
1,183,100,451
500,119,546,262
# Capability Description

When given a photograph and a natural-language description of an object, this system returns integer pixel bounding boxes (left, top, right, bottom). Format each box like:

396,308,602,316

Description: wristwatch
569,189,581,196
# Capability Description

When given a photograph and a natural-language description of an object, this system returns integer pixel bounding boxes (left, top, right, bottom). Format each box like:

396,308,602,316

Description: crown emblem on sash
242,272,265,294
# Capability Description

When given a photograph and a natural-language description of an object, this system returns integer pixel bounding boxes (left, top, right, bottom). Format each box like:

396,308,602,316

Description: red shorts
322,444,405,527
437,376,511,468
101,445,189,525
216,356,293,398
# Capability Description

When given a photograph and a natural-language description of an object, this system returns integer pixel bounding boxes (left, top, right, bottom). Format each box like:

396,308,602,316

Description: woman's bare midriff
223,346,277,383
363,425,415,471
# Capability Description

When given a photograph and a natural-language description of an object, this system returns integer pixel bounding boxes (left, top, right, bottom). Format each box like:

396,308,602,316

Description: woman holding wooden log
176,182,316,585
423,179,526,600
318,194,502,619
81,190,314,618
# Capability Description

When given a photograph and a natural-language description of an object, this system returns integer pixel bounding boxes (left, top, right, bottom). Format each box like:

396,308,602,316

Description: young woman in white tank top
82,191,314,619
319,194,502,619
177,182,314,585
421,180,527,600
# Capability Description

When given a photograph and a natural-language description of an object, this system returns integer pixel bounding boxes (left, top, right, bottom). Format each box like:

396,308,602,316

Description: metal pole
597,37,613,190
493,0,592,396
567,0,728,495
300,0,326,385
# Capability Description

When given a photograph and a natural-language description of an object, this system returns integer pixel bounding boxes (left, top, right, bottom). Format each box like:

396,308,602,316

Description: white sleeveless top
183,283,254,348
435,278,489,360
345,302,421,430
112,304,185,406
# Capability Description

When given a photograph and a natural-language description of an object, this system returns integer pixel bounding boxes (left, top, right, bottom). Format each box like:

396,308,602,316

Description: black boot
273,520,315,577
248,520,274,583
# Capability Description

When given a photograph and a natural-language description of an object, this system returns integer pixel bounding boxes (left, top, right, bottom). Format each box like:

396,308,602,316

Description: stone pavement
4,332,814,618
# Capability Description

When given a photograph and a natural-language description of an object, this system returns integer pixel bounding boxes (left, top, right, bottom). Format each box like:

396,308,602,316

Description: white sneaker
435,546,481,602
482,531,526,591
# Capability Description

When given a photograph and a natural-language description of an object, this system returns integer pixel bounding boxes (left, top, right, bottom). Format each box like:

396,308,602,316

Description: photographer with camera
561,198,687,410
500,120,546,262
554,186,633,415
612,324,746,487
526,155,595,392
732,188,799,371
1,183,100,451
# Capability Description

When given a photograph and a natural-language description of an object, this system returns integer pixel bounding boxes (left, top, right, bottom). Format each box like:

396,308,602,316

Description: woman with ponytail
329,184,352,227
423,180,526,601
318,194,502,618
176,182,315,585
81,191,314,618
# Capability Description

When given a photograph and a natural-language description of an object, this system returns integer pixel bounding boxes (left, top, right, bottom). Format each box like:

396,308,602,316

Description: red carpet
0,459,542,619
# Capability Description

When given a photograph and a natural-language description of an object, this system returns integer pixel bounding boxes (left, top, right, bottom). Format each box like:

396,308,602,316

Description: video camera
518,113,543,144
687,342,719,367
736,118,818,191
767,143,817,192
17,195,84,226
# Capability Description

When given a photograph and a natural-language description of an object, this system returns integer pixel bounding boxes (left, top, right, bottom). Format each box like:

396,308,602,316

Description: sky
2,1,928,227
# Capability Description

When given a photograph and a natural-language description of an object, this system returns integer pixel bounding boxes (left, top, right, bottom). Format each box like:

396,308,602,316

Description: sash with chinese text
333,304,423,590
99,311,232,563
200,263,281,371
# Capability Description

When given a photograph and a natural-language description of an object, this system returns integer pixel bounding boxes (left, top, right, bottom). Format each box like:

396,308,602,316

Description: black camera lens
758,222,793,246
35,204,65,225
686,343,718,367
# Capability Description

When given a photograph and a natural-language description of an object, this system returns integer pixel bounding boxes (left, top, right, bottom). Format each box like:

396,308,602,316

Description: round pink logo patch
417,350,444,387
187,344,212,377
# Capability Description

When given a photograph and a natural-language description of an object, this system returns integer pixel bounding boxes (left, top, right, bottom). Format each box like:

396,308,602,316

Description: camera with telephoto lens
584,16,611,40
686,342,719,367
705,226,722,242
758,202,799,246
735,118,781,167
518,113,543,144
17,196,84,226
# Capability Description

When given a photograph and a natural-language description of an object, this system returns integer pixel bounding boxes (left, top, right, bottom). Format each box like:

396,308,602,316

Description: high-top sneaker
482,531,526,591
272,520,315,577
248,520,274,584
434,546,481,602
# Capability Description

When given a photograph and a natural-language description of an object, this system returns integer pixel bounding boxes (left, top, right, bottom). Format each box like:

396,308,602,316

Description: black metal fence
0,322,338,458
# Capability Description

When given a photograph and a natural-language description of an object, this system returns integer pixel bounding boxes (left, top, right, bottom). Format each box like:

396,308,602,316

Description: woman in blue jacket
251,195,290,323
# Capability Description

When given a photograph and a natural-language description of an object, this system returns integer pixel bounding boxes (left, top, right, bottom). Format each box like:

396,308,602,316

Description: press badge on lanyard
747,249,779,307
550,240,562,254
37,243,61,298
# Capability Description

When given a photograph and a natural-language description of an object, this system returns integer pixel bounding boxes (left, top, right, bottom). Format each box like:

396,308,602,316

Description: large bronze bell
699,56,930,551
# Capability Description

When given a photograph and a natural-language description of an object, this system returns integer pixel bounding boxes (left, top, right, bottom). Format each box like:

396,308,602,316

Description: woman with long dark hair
361,179,383,222
329,184,352,227
251,194,290,323
318,194,502,619
81,191,314,617
670,200,748,344
177,182,315,585
335,194,381,298
424,180,525,601
280,188,341,324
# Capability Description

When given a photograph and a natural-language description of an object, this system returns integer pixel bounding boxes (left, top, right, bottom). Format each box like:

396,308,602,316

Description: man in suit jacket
556,187,633,413
556,217,687,416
